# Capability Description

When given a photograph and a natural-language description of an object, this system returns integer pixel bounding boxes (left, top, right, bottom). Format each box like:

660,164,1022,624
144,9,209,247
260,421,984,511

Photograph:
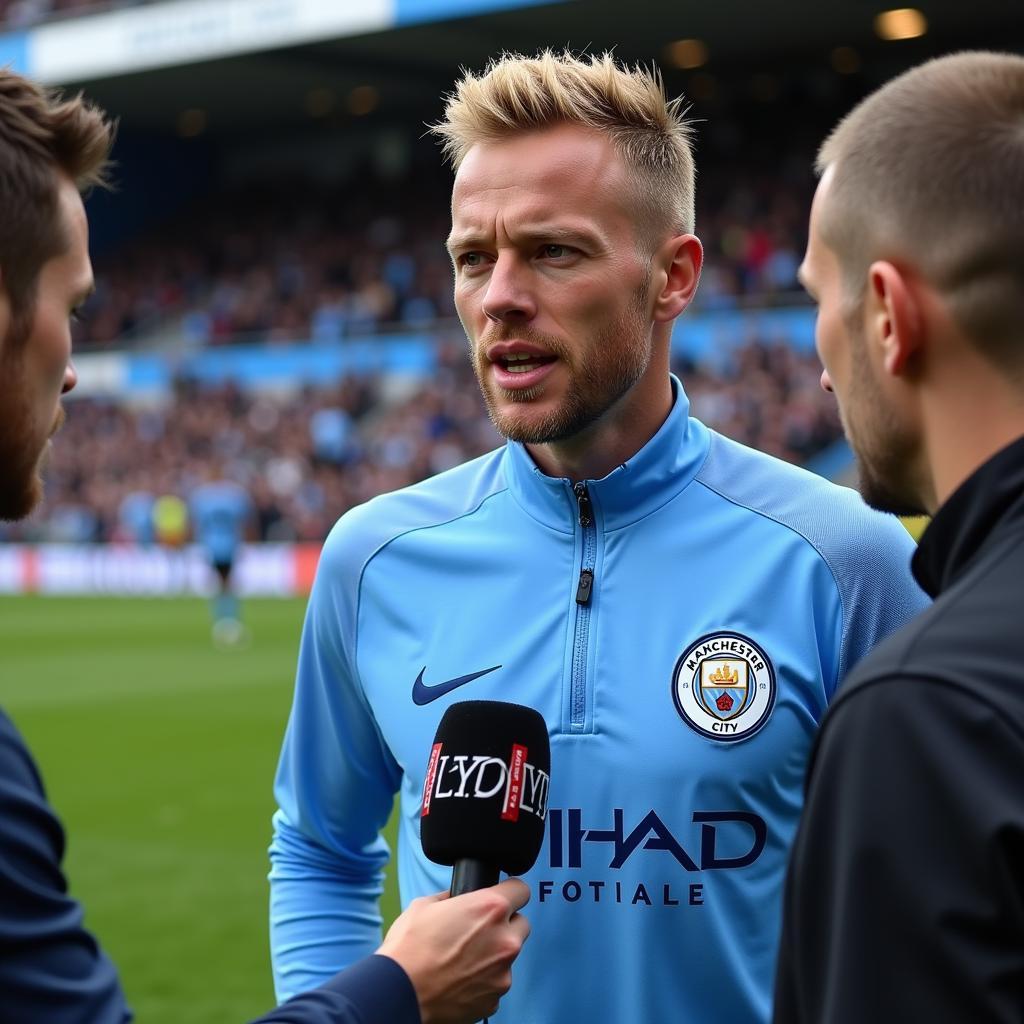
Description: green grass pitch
0,595,402,1024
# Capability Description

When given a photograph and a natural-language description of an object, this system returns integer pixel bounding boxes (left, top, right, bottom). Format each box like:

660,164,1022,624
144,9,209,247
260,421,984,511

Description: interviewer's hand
376,878,530,1024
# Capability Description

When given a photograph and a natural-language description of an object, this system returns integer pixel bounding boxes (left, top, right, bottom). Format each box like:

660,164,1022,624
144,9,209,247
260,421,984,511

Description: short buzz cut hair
816,51,1024,369
0,70,114,340
431,49,697,243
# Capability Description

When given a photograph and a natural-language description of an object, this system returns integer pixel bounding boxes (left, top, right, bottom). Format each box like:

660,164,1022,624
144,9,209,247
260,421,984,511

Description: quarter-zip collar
504,375,710,532
912,432,1024,598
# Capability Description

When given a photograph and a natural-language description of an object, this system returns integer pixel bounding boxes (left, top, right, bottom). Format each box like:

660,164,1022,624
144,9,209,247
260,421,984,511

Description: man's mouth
499,352,557,374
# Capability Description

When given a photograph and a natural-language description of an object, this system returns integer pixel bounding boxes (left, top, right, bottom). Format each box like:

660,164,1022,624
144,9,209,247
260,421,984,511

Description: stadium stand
3,0,1017,554
73,163,809,351
3,336,840,543
74,177,459,349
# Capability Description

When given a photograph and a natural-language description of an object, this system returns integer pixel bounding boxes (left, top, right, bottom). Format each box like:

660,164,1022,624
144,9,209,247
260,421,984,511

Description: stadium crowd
3,336,841,544
0,46,827,548
75,166,811,350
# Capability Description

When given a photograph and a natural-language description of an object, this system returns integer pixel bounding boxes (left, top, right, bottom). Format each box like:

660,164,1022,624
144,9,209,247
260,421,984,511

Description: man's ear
652,234,703,323
866,260,923,378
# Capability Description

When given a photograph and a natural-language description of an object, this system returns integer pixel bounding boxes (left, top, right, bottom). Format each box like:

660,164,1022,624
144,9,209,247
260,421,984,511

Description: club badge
672,631,776,742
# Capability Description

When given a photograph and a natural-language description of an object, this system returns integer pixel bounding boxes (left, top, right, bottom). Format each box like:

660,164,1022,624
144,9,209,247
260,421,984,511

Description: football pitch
0,595,402,1024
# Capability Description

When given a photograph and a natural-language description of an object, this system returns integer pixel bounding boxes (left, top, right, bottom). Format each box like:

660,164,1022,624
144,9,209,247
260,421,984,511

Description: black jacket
0,708,419,1024
774,434,1024,1024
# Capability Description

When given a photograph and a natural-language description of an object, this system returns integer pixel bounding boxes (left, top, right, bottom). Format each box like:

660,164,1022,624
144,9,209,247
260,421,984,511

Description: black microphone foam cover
420,700,551,877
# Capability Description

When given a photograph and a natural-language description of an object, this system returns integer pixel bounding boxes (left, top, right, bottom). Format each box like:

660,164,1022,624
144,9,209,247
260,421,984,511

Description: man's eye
460,252,484,267
543,245,568,259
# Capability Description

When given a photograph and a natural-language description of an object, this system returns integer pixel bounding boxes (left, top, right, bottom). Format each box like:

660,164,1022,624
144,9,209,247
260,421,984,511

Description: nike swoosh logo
412,665,502,705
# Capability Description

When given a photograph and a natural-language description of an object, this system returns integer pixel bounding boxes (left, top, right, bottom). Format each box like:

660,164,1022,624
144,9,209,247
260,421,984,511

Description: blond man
777,51,1024,1023
270,51,925,1022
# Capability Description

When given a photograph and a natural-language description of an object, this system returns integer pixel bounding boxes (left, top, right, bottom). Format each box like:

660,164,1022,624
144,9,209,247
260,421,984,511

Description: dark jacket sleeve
250,955,421,1024
0,706,418,1024
774,675,1024,1024
0,709,131,1023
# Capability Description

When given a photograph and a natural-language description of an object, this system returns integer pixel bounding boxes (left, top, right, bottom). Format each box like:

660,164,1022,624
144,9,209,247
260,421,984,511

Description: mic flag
420,700,551,879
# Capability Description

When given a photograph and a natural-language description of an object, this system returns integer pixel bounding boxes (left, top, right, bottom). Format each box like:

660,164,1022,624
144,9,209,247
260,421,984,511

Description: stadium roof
26,0,1024,140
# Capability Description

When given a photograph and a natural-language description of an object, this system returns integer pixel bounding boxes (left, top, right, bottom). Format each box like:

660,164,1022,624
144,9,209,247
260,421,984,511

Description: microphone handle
449,858,500,897
450,861,503,1022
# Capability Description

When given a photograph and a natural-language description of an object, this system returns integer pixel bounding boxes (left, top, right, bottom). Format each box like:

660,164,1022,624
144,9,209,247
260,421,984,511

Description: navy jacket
775,434,1024,1022
0,708,419,1024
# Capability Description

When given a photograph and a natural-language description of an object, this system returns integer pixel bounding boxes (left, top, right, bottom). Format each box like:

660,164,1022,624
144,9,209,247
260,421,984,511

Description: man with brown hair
775,50,1024,1022
270,51,925,1023
0,68,529,1024
0,73,107,524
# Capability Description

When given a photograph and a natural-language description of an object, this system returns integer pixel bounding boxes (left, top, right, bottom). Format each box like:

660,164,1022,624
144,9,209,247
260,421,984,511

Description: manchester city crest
672,631,776,742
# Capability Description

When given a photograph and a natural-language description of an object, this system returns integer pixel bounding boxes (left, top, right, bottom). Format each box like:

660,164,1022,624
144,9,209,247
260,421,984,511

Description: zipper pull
575,569,594,605
574,482,593,528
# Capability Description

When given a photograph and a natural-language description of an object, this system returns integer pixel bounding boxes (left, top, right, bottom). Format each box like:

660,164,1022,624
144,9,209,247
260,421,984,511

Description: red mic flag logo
500,744,528,822
421,742,443,817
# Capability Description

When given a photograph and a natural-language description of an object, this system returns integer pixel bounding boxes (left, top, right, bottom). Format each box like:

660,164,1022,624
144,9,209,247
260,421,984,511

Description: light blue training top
270,377,927,1024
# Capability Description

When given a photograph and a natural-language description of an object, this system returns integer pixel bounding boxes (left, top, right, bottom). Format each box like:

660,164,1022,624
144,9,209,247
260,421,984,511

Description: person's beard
843,320,926,517
471,284,651,445
0,322,62,522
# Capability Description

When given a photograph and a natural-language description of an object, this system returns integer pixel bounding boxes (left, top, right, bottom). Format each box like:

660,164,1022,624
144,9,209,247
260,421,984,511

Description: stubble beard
853,434,926,517
472,288,651,445
844,325,926,518
0,324,60,523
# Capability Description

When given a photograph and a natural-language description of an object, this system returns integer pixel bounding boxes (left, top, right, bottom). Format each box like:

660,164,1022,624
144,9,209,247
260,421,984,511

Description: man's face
447,123,656,445
801,169,923,516
0,175,92,521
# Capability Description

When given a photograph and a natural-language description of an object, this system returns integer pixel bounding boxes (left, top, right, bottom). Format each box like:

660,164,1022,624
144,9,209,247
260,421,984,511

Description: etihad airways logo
536,807,768,908
546,807,766,870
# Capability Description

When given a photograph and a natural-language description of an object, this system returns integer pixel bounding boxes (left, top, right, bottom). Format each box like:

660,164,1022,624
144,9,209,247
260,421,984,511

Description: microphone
421,700,551,897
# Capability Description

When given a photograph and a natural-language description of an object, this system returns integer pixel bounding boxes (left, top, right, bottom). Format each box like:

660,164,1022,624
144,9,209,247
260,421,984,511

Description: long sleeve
0,709,131,1023
269,521,403,1002
250,955,419,1024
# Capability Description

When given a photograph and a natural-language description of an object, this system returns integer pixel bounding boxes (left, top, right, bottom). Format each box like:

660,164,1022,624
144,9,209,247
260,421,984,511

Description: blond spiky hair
432,49,696,238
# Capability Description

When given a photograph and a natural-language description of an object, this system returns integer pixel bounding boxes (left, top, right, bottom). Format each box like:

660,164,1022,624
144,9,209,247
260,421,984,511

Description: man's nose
482,255,537,323
62,360,78,394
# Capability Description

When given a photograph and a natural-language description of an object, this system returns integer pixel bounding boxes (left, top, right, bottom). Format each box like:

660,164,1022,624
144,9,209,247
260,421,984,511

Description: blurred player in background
116,482,155,544
0,68,529,1024
269,50,926,1023
775,51,1024,1023
189,464,255,645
